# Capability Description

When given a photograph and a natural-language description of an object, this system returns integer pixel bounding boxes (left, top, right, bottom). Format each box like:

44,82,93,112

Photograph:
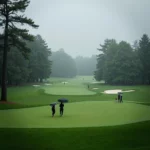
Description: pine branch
10,16,39,28
8,27,34,41
8,0,30,14
9,35,30,59
0,6,6,16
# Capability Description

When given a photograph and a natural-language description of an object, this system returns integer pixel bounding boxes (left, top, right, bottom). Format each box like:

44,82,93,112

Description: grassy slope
0,121,150,150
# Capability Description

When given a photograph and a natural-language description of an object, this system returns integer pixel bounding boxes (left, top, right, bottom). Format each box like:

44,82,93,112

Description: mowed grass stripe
0,101,150,128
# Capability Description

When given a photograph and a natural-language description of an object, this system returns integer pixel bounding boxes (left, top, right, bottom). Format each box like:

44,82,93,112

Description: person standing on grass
120,93,123,103
118,92,120,102
52,105,56,117
60,102,64,116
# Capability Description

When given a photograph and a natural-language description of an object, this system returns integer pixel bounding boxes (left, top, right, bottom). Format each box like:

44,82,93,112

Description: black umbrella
50,102,57,106
58,98,68,103
118,92,122,94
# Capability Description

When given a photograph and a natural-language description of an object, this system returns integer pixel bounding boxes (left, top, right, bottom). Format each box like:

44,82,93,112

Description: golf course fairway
43,77,96,95
0,101,150,128
43,84,95,95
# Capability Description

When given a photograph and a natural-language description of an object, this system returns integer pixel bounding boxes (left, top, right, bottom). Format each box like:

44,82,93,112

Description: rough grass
0,121,150,150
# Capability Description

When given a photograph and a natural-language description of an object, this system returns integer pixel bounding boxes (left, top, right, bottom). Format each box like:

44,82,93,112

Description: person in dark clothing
60,102,64,116
118,92,120,102
51,105,55,117
120,93,123,103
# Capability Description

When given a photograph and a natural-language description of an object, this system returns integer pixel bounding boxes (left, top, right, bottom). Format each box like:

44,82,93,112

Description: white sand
33,85,40,87
103,89,122,94
123,90,135,93
102,89,135,94
44,83,52,86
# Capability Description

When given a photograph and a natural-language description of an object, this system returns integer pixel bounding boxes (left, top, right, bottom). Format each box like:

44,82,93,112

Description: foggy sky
10,0,150,57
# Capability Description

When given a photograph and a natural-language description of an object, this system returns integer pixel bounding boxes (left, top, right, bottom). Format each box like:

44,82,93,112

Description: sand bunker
44,83,52,86
33,85,40,87
103,89,122,94
123,90,135,93
103,89,135,94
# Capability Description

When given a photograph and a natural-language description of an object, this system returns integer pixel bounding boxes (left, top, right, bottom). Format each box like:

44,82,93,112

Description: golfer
60,102,64,116
51,105,55,117
118,92,120,102
120,93,123,103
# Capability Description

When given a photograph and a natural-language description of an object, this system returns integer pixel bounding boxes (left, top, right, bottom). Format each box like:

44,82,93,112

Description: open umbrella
58,98,68,103
49,102,58,106
118,92,123,94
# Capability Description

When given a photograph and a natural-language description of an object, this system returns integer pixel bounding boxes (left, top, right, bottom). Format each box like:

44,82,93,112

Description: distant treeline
50,49,96,78
0,35,52,85
0,34,96,85
1,33,150,86
95,34,150,85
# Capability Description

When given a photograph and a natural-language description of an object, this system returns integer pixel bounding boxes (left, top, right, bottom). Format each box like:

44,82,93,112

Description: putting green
43,85,96,95
0,101,150,128
43,77,96,95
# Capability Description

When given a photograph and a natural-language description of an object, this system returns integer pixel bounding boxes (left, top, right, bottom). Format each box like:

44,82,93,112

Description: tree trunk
1,2,8,101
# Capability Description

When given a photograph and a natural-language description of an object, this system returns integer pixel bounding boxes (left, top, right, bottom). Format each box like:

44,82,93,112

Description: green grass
0,101,150,128
44,76,96,95
0,121,150,150
0,76,150,110
0,76,150,149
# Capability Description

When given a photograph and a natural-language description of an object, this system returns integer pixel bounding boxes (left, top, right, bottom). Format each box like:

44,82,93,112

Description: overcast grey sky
25,0,150,57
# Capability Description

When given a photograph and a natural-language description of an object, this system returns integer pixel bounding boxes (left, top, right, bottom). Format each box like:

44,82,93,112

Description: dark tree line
0,34,52,85
0,0,38,101
50,49,77,78
27,35,52,83
94,34,150,85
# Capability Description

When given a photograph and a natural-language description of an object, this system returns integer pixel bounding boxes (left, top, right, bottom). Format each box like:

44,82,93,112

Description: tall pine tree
0,0,38,101
138,34,150,84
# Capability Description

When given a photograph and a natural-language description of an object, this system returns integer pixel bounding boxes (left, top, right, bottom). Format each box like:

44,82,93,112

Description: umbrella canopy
118,92,123,94
58,98,68,103
50,102,57,106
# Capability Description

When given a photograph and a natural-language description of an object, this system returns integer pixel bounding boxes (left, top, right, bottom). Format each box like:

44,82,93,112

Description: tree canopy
0,34,52,85
94,36,149,85
0,0,38,101
50,49,77,78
